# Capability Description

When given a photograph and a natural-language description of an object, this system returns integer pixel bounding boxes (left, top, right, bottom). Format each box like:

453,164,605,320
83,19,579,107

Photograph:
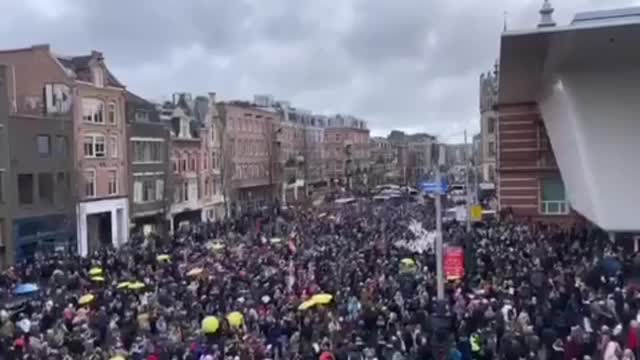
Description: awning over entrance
499,13,640,231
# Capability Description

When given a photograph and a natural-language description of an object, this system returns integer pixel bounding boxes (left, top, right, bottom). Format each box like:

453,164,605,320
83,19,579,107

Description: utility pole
433,143,445,300
465,130,472,233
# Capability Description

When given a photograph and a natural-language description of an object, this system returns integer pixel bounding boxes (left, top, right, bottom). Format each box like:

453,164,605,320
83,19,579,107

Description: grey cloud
2,0,639,141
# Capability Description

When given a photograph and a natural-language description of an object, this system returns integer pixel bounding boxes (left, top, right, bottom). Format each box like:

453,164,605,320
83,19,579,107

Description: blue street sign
419,181,449,194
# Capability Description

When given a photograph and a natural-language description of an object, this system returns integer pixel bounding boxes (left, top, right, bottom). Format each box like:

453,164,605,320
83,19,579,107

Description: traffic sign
419,181,449,194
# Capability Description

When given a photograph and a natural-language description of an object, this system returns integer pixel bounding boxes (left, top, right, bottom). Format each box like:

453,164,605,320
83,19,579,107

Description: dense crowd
0,192,638,360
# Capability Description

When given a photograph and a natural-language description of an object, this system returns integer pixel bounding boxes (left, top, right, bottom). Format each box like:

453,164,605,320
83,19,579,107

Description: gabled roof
125,90,154,106
56,53,124,88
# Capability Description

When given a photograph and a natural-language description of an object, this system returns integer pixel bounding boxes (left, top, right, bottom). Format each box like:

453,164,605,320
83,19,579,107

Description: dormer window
92,66,104,88
179,118,190,138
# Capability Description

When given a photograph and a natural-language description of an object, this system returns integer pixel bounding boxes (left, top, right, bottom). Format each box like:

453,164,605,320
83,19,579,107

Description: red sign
444,246,464,280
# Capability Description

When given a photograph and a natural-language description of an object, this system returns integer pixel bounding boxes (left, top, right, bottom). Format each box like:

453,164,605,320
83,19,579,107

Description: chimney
538,0,556,28
208,92,216,105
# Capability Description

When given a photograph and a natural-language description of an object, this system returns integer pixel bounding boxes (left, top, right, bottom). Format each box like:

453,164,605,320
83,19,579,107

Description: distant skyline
1,0,639,142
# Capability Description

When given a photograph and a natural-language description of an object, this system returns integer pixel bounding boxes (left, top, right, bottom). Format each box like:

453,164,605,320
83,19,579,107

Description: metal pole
465,130,471,233
435,145,445,300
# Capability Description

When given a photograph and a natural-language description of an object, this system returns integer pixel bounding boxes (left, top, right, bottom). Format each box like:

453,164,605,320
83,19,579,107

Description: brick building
0,45,129,257
324,115,370,188
126,91,170,236
218,101,279,214
0,64,76,265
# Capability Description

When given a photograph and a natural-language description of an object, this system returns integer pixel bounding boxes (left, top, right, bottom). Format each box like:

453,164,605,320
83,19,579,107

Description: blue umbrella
14,283,39,295
600,257,622,276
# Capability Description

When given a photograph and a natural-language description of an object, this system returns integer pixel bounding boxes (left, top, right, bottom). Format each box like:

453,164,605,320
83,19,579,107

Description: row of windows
235,139,267,157
82,98,118,125
229,116,271,133
16,172,69,206
84,134,119,159
36,135,69,157
172,152,219,173
133,141,163,163
133,178,164,204
233,163,268,180
84,169,118,197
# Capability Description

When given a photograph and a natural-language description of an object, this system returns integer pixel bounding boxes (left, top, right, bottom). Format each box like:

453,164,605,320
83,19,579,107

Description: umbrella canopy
202,316,220,334
128,281,146,290
90,276,105,282
157,254,171,262
298,299,317,311
226,311,244,328
110,356,125,360
400,258,416,267
117,282,131,289
270,238,282,244
78,294,95,305
311,293,333,305
13,283,39,295
89,267,103,276
187,268,204,276
600,257,622,276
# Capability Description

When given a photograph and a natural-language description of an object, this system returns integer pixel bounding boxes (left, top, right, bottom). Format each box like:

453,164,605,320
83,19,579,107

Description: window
156,179,164,201
204,178,210,196
142,179,154,201
107,102,117,124
109,136,118,158
134,181,143,203
84,135,105,158
55,135,68,156
37,135,51,156
180,158,187,172
133,141,162,163
107,170,118,195
173,160,178,173
488,117,496,134
203,155,208,170
488,141,496,157
38,173,54,204
190,156,196,171
135,111,149,122
0,170,4,203
56,172,67,193
182,182,189,201
85,170,96,197
18,174,34,205
82,98,104,124
540,177,568,215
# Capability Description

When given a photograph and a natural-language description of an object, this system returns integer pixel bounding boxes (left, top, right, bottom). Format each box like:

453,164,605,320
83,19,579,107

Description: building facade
0,45,129,257
218,101,278,214
196,93,225,222
369,137,396,187
0,64,76,265
479,64,498,182
126,91,170,237
324,115,370,189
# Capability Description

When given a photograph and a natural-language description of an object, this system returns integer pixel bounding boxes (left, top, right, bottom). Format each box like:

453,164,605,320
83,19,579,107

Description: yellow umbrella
270,238,282,244
157,254,171,262
128,281,146,290
211,243,225,251
298,299,317,311
89,267,103,276
400,258,416,267
78,294,95,305
201,316,220,334
110,356,125,360
90,276,105,282
226,311,244,328
187,268,204,276
311,293,333,305
117,281,131,289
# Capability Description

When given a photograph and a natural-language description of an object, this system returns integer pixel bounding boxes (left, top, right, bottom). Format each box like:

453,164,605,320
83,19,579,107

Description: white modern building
499,2,640,232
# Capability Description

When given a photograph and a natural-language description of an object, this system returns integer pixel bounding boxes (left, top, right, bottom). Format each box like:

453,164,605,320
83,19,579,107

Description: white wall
540,66,640,231
76,197,129,256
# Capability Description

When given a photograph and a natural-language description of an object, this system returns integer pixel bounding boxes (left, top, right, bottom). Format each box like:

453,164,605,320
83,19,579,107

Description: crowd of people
0,191,638,360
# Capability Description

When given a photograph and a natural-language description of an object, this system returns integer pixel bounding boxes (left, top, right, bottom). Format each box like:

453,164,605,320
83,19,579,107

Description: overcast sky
1,0,638,142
